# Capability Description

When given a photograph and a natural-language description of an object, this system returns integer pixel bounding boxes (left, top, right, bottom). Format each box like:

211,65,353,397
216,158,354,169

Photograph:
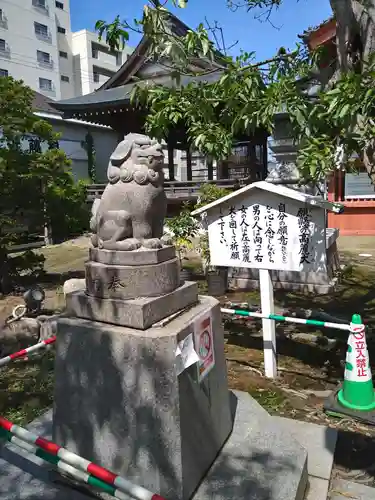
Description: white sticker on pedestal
194,312,215,382
175,333,200,376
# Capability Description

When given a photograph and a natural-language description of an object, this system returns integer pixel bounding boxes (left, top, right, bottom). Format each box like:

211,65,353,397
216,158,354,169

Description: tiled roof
298,16,335,41
32,91,63,115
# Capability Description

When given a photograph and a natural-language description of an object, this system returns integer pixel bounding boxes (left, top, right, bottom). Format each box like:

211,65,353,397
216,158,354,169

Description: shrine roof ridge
191,181,344,216
51,71,223,115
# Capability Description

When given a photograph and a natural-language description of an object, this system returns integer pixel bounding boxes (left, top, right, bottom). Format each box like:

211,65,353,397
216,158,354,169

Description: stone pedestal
66,281,199,330
86,246,180,300
53,296,233,500
70,245,199,330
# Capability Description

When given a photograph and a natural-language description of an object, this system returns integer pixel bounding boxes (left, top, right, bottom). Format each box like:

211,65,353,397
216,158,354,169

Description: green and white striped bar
0,417,165,500
220,308,357,332
0,427,133,499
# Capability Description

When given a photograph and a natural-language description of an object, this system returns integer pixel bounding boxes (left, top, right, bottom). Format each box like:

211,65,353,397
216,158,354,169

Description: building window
0,8,6,29
57,26,66,34
92,46,98,59
33,0,46,7
93,72,99,83
34,21,50,41
37,50,50,64
59,50,67,58
32,0,49,14
0,68,8,77
61,75,69,82
0,39,5,51
39,77,53,91
55,1,64,8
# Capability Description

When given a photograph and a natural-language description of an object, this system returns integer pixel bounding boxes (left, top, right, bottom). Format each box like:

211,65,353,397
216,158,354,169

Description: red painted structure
306,20,375,235
327,171,375,235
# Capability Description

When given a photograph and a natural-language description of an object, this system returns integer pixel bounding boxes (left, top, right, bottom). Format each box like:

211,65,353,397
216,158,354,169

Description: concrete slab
273,416,337,480
0,392,309,500
305,476,329,500
0,410,90,500
194,391,308,500
330,479,375,500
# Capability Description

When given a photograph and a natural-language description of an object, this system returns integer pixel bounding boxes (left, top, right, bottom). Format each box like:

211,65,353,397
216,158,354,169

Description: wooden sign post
192,181,342,378
259,268,277,378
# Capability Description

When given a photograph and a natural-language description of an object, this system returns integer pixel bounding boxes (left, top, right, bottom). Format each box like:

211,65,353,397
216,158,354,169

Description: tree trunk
0,250,12,295
330,0,375,184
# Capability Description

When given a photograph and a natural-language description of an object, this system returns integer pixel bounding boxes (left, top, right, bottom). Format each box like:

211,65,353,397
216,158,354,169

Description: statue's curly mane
119,164,163,186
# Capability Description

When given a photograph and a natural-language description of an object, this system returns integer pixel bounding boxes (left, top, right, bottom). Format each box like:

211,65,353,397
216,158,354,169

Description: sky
70,0,333,62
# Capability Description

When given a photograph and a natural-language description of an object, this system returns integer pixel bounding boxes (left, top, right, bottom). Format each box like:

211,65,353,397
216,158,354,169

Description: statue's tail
90,197,100,231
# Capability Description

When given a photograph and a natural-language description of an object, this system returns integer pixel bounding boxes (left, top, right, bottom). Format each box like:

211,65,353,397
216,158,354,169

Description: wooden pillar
262,138,268,179
168,143,175,181
207,157,214,181
337,170,345,202
248,142,256,180
186,148,192,181
217,159,229,179
222,160,229,179
327,172,336,202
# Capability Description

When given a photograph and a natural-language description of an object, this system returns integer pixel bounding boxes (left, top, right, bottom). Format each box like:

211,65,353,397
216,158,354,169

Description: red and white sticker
345,322,371,381
194,312,215,382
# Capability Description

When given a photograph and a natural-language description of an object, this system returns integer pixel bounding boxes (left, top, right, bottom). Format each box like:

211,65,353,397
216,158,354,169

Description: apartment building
72,30,133,96
0,0,133,100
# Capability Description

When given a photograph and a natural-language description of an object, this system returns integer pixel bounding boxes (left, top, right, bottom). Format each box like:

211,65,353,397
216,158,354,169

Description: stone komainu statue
90,133,167,251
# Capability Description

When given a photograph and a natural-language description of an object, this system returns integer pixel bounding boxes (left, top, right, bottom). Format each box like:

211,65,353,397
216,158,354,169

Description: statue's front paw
142,238,163,249
98,238,104,249
121,238,142,251
161,234,173,246
101,238,141,251
91,234,99,247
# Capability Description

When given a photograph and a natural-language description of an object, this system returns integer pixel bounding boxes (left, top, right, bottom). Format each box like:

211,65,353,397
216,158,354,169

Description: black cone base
324,386,375,426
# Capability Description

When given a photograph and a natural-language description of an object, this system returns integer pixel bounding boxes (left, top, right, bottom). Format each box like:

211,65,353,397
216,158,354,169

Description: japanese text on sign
207,197,326,273
277,203,288,264
353,329,368,378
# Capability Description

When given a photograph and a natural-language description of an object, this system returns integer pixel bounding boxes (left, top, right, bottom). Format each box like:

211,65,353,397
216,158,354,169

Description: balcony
0,43,10,60
35,30,52,44
32,0,49,15
39,85,55,96
38,58,53,70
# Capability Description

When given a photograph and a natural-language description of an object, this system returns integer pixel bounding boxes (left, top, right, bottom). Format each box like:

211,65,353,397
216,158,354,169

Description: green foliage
8,251,45,280
97,0,375,183
0,77,89,288
194,184,230,269
95,16,129,51
165,202,199,263
194,183,231,210
47,179,90,243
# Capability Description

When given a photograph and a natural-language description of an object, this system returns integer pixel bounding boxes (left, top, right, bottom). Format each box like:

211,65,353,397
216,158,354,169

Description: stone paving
0,396,370,500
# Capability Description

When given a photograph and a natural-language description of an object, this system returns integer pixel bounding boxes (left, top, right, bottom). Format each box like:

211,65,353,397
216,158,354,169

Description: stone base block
53,296,233,500
85,257,180,299
66,281,199,330
89,245,176,266
230,277,338,294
